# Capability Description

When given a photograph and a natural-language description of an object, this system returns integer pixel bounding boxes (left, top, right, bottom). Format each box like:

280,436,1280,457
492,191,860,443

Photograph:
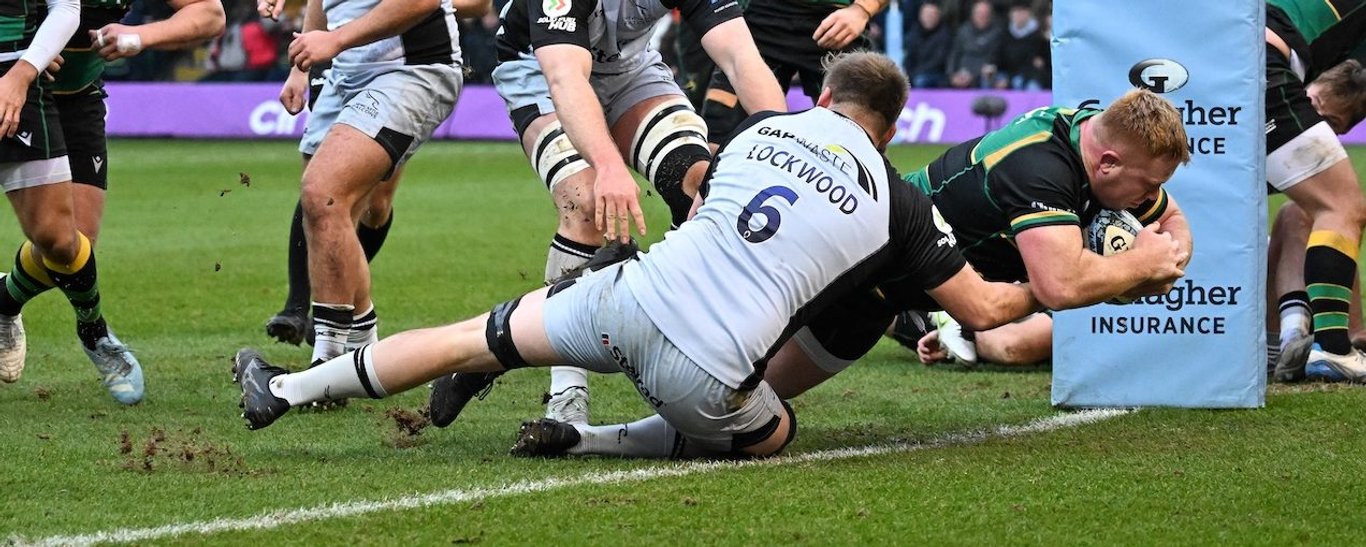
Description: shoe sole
1313,358,1366,384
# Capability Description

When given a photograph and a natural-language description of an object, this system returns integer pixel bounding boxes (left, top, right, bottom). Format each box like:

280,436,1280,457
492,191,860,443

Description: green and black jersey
0,0,44,56
1267,0,1366,80
903,105,1169,283
53,0,135,94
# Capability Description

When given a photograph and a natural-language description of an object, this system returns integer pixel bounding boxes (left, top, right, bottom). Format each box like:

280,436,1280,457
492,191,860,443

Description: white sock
568,414,716,459
270,344,387,405
347,304,379,350
311,302,353,364
1279,306,1311,348
549,366,589,395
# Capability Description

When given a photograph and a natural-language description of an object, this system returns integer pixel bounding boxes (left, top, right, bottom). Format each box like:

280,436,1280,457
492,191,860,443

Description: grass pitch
1,141,1364,544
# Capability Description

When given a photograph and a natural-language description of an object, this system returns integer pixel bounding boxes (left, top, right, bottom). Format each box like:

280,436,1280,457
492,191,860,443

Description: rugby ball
1086,209,1141,256
1086,209,1143,304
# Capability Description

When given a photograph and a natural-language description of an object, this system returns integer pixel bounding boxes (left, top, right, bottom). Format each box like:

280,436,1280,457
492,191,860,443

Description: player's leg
302,65,462,367
345,170,403,351
609,87,711,228
512,271,795,459
235,284,565,430
972,313,1052,366
1266,46,1366,382
1267,202,1314,380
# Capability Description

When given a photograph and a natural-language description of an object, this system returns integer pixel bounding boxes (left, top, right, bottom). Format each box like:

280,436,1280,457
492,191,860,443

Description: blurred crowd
108,0,1051,90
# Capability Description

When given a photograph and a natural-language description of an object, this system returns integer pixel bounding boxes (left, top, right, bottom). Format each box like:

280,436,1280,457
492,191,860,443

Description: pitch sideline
15,409,1131,546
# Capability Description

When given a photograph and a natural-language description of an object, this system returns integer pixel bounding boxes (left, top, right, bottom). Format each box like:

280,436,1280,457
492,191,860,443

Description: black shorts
0,67,66,164
702,0,872,144
1265,46,1323,154
54,86,108,189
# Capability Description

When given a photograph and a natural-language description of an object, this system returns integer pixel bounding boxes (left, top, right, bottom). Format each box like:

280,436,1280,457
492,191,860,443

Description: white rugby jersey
496,0,739,73
324,0,461,72
622,108,967,388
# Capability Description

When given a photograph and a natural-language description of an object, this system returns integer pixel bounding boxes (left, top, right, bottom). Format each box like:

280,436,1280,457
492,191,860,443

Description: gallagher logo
1128,58,1189,93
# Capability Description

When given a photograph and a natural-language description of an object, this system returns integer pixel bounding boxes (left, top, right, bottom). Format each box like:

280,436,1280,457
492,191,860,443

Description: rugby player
233,52,1042,459
259,0,465,372
0,0,152,403
426,0,788,426
1264,0,1366,382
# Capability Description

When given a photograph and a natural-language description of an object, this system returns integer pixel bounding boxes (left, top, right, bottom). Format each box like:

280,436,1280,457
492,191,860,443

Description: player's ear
1099,150,1120,172
816,88,833,108
878,124,896,150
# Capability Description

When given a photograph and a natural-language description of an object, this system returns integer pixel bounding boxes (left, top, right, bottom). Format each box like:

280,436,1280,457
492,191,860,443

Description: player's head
817,51,908,149
1086,88,1190,210
1307,59,1366,134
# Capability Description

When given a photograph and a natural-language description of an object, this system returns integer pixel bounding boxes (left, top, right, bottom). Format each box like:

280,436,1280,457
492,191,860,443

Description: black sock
1305,231,1357,354
0,241,55,316
283,200,310,313
42,233,109,349
358,210,393,262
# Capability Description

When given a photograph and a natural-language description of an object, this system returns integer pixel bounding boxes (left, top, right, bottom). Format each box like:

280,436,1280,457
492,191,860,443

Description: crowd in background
105,0,1052,90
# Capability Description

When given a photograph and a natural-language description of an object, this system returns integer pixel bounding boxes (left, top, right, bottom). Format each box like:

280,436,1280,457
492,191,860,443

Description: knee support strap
532,121,591,190
630,98,711,225
486,296,530,369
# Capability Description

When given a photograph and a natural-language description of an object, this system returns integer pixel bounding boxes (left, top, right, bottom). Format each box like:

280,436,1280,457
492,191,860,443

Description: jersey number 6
737,186,799,243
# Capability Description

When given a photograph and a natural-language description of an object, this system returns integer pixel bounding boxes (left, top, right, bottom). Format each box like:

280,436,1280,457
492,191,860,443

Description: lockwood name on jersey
745,144,859,214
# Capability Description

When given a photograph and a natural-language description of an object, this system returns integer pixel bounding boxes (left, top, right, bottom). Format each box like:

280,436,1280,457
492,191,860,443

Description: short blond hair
1095,88,1191,165
822,51,909,132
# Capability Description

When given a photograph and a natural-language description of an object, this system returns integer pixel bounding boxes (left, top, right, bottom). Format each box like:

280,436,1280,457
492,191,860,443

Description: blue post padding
1050,1,1267,408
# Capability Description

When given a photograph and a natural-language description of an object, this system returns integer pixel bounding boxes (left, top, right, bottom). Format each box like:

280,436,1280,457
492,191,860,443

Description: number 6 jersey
622,108,967,388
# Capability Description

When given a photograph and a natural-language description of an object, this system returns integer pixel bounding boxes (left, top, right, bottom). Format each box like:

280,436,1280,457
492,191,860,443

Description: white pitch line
14,408,1131,547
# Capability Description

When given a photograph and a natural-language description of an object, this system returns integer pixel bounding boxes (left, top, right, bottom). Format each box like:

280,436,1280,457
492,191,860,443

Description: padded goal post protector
1051,0,1267,408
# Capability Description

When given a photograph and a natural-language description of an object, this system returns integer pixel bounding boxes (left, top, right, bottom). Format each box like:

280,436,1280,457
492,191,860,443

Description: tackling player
426,0,788,426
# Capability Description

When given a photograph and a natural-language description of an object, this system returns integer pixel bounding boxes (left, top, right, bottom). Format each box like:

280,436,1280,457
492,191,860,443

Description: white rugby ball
1086,209,1141,256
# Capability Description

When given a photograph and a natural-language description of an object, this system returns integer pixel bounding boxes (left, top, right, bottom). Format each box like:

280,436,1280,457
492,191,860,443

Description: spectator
202,2,280,81
994,0,1048,89
904,1,951,88
946,0,1003,88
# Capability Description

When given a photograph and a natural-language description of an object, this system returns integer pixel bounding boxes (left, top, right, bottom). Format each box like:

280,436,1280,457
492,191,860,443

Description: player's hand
1132,221,1186,285
91,25,145,61
594,166,646,243
289,31,343,70
0,64,35,138
42,54,63,82
258,0,286,20
813,5,870,49
916,331,949,364
279,68,308,115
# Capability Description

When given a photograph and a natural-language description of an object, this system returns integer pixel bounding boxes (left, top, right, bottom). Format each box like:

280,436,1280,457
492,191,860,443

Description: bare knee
299,178,350,227
552,172,602,242
27,226,79,265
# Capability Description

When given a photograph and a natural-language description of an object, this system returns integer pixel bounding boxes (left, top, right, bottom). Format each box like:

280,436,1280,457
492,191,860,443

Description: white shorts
1267,121,1349,192
1,157,71,192
541,263,787,452
299,64,463,169
493,51,683,132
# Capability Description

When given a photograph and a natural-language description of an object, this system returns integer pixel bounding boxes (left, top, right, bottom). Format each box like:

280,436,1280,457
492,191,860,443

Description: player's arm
699,20,785,114
0,0,77,136
537,43,645,241
279,0,324,114
289,0,440,68
813,0,884,49
674,0,784,115
1015,223,1185,310
1132,188,1193,269
93,0,225,59
927,266,1041,331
